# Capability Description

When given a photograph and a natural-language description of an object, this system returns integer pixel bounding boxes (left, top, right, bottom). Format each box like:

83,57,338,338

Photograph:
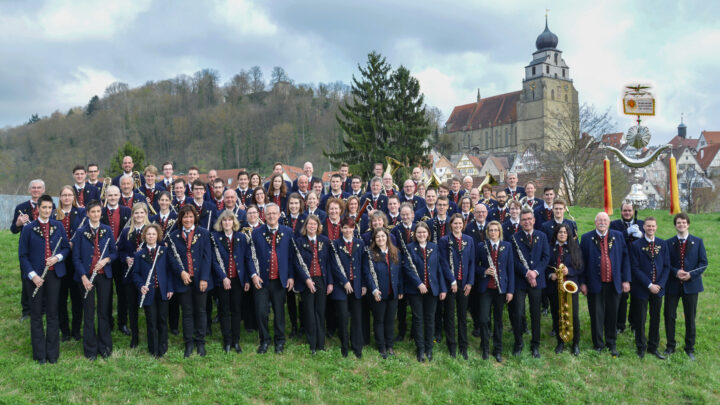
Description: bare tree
249,66,265,93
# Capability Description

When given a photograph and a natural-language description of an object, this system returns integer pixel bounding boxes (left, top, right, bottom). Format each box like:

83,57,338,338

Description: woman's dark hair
552,223,583,271
177,204,199,225
371,227,399,264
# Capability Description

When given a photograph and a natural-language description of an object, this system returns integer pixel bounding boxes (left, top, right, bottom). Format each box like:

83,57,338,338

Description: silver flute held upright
482,241,502,294
512,235,530,273
84,239,111,299
291,236,311,278
398,231,422,281
364,247,380,293
210,236,227,278
138,247,161,308
329,239,348,280
167,235,186,273
32,239,63,297
242,230,260,278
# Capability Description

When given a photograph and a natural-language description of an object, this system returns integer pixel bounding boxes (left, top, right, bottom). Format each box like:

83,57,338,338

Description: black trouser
177,285,207,346
371,295,397,352
242,288,257,331
480,288,505,354
110,262,127,329
81,276,112,358
469,287,481,331
28,272,61,362
169,295,180,331
58,268,82,337
301,276,327,351
664,292,698,353
205,289,217,331
254,279,286,346
397,295,408,338
408,293,437,354
362,294,372,345
634,294,662,352
617,291,633,329
336,293,363,354
587,282,620,349
144,289,169,357
287,290,299,331
435,296,444,339
123,283,139,341
20,268,31,316
510,287,541,350
444,291,469,352
548,284,580,346
217,278,244,345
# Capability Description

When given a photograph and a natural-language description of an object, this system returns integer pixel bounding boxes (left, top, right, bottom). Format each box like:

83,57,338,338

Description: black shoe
233,343,242,353
482,350,489,360
426,349,433,362
449,350,457,359
512,349,522,357
532,348,541,358
637,349,645,359
549,330,556,337
130,337,138,348
554,343,564,354
686,351,696,361
119,325,131,336
61,333,71,342
395,334,405,342
460,349,468,360
101,351,111,359
184,344,194,358
289,327,298,339
170,329,179,336
87,355,97,361
341,348,348,358
197,345,206,357
311,349,316,356
19,314,29,322
416,350,425,362
494,352,503,363
472,328,481,338
664,348,675,356
72,332,81,341
36,359,46,365
223,344,231,353
48,358,57,364
609,347,619,357
594,346,604,353
257,343,268,354
650,350,665,360
380,351,388,359
572,344,580,356
354,351,362,359
387,348,395,356
275,343,284,354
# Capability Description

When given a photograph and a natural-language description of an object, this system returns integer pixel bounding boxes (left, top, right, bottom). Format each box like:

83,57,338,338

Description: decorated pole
669,156,681,214
603,158,613,215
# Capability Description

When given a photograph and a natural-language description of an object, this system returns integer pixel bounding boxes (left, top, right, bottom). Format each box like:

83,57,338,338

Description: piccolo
84,239,111,299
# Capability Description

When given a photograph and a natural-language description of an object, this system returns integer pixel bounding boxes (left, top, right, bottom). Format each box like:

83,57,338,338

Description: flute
329,239,348,280
84,239,111,299
32,239,63,297
210,235,228,279
291,236,311,279
482,241,502,294
398,229,422,281
364,247,380,296
242,230,261,279
138,247,161,308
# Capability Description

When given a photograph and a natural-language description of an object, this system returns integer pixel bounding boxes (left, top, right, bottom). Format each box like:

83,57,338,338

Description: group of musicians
13,158,708,364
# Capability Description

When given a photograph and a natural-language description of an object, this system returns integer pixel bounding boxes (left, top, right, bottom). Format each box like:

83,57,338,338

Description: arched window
546,65,549,74
532,66,536,75
554,53,558,64
562,69,566,77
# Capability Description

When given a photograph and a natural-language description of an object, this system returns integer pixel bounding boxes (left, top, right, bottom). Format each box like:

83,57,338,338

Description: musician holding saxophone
476,221,514,363
547,223,582,356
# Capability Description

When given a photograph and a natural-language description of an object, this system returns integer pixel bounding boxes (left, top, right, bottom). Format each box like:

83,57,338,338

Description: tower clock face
627,125,651,149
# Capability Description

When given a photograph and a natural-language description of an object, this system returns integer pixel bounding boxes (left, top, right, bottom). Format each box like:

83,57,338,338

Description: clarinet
167,235,186,273
242,229,261,278
449,238,455,281
291,236,311,278
32,239,63,297
84,239,111,299
398,229,422,281
138,247,161,308
482,241,502,294
364,247,380,294
210,235,228,279
329,239,348,280
512,235,531,273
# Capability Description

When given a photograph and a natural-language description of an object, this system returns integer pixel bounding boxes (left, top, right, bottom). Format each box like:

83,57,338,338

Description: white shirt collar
596,230,608,237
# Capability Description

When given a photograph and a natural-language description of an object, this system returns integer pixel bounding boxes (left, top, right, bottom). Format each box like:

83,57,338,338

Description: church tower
516,17,579,151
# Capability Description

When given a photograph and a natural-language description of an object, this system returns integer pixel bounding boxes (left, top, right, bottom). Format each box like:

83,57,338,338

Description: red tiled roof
669,136,698,149
468,155,483,169
601,132,623,148
445,91,522,133
701,131,720,145
321,171,339,183
281,165,303,181
697,143,720,170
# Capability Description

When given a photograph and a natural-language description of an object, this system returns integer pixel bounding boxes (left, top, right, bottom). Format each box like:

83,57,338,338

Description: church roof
536,20,559,51
445,90,522,133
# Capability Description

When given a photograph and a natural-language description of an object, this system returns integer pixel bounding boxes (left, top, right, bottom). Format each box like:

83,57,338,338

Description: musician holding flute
131,224,173,358
73,199,117,360
18,194,70,364
476,220,514,362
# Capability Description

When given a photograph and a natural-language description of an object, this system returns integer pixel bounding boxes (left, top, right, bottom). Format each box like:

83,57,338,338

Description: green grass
1,207,719,403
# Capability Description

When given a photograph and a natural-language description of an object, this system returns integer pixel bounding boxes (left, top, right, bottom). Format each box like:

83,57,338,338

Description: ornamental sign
622,84,655,116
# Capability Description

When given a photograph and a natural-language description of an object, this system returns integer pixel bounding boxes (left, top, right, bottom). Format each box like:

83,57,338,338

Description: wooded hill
0,68,353,194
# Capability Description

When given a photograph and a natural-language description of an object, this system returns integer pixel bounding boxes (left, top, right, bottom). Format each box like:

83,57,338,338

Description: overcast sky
1,0,718,144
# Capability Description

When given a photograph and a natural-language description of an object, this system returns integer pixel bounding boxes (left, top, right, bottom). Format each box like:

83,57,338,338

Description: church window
562,69,566,77
532,66,536,75
546,65,549,74
554,53,558,64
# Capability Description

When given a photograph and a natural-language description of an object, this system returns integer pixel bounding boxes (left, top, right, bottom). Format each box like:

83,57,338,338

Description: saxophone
554,263,578,343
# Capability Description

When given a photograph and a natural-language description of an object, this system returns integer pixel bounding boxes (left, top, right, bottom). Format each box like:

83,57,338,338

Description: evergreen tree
85,95,101,116
388,65,431,176
26,113,40,125
325,51,394,179
108,141,146,177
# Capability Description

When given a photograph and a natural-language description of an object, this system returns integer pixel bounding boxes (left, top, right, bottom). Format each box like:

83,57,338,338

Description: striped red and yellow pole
669,156,681,214
603,158,613,215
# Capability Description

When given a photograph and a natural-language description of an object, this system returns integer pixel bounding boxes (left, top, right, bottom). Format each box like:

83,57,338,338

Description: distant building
444,18,579,154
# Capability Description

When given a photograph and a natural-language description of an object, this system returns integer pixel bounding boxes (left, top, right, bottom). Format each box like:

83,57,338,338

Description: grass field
1,207,718,404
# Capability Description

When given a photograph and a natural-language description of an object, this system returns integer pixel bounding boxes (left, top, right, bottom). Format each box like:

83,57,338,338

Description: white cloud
36,0,151,41
212,0,277,36
55,67,118,107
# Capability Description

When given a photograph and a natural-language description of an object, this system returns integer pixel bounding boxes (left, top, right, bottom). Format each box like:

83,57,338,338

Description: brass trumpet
100,177,111,207
553,263,578,343
132,171,142,191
